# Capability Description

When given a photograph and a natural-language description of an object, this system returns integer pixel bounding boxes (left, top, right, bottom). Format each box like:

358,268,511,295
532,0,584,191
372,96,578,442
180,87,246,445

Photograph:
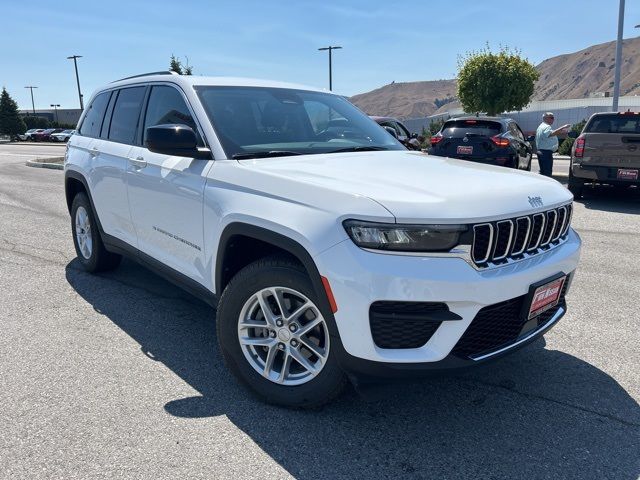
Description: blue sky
3,0,640,110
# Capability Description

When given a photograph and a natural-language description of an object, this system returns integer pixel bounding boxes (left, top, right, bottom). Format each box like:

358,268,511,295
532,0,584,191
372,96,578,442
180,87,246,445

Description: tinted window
586,114,640,133
196,86,403,158
143,86,200,145
394,121,410,138
441,120,502,138
109,87,146,144
508,122,524,141
79,92,110,137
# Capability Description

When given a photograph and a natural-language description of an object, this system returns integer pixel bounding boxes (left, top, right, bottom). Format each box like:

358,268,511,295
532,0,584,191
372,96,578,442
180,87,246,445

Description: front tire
216,256,347,408
71,192,122,272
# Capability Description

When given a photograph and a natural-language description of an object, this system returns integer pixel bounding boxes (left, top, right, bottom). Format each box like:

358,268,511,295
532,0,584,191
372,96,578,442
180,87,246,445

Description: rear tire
71,192,122,272
216,255,347,408
568,171,585,199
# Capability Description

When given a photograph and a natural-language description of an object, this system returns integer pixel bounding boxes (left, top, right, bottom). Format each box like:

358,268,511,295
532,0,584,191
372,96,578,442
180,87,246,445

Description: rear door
126,84,212,285
93,86,147,246
72,90,136,246
436,119,504,160
583,113,640,169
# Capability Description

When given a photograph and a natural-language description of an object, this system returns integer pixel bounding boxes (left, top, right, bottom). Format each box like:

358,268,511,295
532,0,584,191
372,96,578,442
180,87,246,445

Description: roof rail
110,71,179,83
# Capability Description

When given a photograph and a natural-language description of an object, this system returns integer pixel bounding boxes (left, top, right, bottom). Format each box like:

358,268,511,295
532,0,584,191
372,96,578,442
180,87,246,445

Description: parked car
17,129,38,141
51,129,75,142
371,116,421,150
65,72,580,407
32,128,63,142
22,129,45,141
430,117,533,170
569,111,640,198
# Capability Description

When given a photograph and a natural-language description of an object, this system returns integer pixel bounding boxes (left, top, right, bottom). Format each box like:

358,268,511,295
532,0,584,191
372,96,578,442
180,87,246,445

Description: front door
126,84,213,285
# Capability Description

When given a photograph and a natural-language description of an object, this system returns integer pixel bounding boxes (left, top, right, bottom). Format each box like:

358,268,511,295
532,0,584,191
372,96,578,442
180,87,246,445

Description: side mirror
526,135,535,142
567,131,578,139
411,132,418,139
145,124,211,159
383,126,398,138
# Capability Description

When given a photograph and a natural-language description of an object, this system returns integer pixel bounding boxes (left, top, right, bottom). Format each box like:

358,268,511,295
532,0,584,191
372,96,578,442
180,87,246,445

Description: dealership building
19,108,82,126
404,95,640,135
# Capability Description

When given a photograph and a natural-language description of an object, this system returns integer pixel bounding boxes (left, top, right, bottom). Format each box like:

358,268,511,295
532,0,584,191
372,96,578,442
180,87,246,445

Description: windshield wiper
232,150,303,160
327,146,390,153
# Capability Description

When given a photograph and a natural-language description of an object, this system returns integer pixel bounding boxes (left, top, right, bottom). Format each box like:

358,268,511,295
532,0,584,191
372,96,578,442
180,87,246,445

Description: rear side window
143,85,201,145
79,92,110,138
586,115,640,133
108,87,146,144
442,120,502,138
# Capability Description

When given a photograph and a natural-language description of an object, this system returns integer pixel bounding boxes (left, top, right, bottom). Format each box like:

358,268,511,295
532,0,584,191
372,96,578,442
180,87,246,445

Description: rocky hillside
351,37,640,119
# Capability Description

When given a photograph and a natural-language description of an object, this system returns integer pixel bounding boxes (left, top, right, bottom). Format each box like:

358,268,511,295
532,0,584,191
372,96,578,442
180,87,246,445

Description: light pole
612,0,625,111
50,104,60,124
318,46,342,91
67,55,84,110
24,86,38,115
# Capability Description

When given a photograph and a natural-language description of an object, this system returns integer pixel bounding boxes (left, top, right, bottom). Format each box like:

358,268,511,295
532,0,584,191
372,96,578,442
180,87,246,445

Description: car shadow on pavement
65,259,640,479
576,185,640,214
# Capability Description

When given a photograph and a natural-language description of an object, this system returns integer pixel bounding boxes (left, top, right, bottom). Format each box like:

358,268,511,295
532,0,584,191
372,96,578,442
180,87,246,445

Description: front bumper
314,229,581,367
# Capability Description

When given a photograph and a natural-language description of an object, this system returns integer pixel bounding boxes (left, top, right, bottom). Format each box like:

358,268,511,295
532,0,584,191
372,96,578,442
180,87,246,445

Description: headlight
343,220,467,252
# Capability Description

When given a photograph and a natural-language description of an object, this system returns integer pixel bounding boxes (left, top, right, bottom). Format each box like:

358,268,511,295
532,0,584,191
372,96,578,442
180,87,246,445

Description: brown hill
351,37,640,119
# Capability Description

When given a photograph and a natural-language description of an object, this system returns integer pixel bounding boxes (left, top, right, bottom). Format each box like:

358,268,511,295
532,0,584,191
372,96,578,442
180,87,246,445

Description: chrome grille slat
470,203,573,269
511,216,531,256
541,210,557,247
472,223,494,264
528,213,546,251
493,220,514,261
552,206,567,242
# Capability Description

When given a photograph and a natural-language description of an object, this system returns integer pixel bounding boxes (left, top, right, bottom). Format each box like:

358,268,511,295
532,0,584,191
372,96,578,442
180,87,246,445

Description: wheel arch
64,170,105,234
215,223,334,321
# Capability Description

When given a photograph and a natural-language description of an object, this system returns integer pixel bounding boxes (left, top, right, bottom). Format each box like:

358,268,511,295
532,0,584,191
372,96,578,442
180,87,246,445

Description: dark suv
430,117,533,170
569,111,640,198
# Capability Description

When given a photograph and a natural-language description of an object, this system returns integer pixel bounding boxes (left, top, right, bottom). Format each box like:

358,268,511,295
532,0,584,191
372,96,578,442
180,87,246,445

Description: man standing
535,112,570,177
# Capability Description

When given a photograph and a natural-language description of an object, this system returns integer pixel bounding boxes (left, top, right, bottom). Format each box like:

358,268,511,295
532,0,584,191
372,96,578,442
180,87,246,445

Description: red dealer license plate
617,168,638,181
527,276,566,320
456,145,473,155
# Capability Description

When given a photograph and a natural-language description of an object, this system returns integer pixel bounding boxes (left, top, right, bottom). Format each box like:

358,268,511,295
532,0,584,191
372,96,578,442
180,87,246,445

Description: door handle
89,147,99,157
129,156,147,168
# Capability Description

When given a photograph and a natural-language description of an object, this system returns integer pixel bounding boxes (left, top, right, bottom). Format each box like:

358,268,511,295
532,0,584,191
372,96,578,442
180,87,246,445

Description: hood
239,151,572,223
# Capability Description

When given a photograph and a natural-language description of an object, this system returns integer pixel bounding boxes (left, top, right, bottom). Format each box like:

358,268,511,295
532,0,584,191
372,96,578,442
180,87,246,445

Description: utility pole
50,104,60,124
67,55,84,110
612,0,625,111
318,46,342,91
24,86,38,115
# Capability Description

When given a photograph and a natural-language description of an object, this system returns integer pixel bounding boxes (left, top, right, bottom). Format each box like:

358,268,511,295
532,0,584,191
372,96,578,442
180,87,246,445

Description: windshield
195,86,404,159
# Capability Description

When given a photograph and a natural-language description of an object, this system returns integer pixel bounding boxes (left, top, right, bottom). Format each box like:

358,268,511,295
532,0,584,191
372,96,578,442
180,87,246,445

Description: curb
25,157,64,171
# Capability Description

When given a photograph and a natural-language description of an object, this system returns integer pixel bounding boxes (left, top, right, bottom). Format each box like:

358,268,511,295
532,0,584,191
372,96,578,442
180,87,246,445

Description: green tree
169,55,193,75
557,119,588,155
428,118,445,135
169,55,183,75
0,88,27,136
457,46,539,116
23,116,50,129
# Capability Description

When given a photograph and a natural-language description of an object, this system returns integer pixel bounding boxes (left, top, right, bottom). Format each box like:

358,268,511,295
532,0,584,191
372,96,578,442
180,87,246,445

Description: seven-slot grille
471,204,572,268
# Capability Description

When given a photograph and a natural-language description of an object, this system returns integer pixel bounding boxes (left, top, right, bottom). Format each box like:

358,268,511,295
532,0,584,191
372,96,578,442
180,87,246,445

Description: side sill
102,234,218,307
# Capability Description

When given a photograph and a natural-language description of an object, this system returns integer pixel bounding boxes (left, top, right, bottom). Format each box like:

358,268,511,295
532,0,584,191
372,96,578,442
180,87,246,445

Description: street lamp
50,104,60,124
612,0,625,111
318,46,342,91
24,86,38,115
67,55,84,110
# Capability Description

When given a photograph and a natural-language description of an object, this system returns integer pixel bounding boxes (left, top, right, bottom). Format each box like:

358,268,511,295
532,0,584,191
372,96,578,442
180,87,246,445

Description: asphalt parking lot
1,143,638,479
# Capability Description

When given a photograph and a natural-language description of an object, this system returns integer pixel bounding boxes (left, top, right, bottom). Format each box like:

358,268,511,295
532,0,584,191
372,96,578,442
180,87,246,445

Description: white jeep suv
64,72,581,407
